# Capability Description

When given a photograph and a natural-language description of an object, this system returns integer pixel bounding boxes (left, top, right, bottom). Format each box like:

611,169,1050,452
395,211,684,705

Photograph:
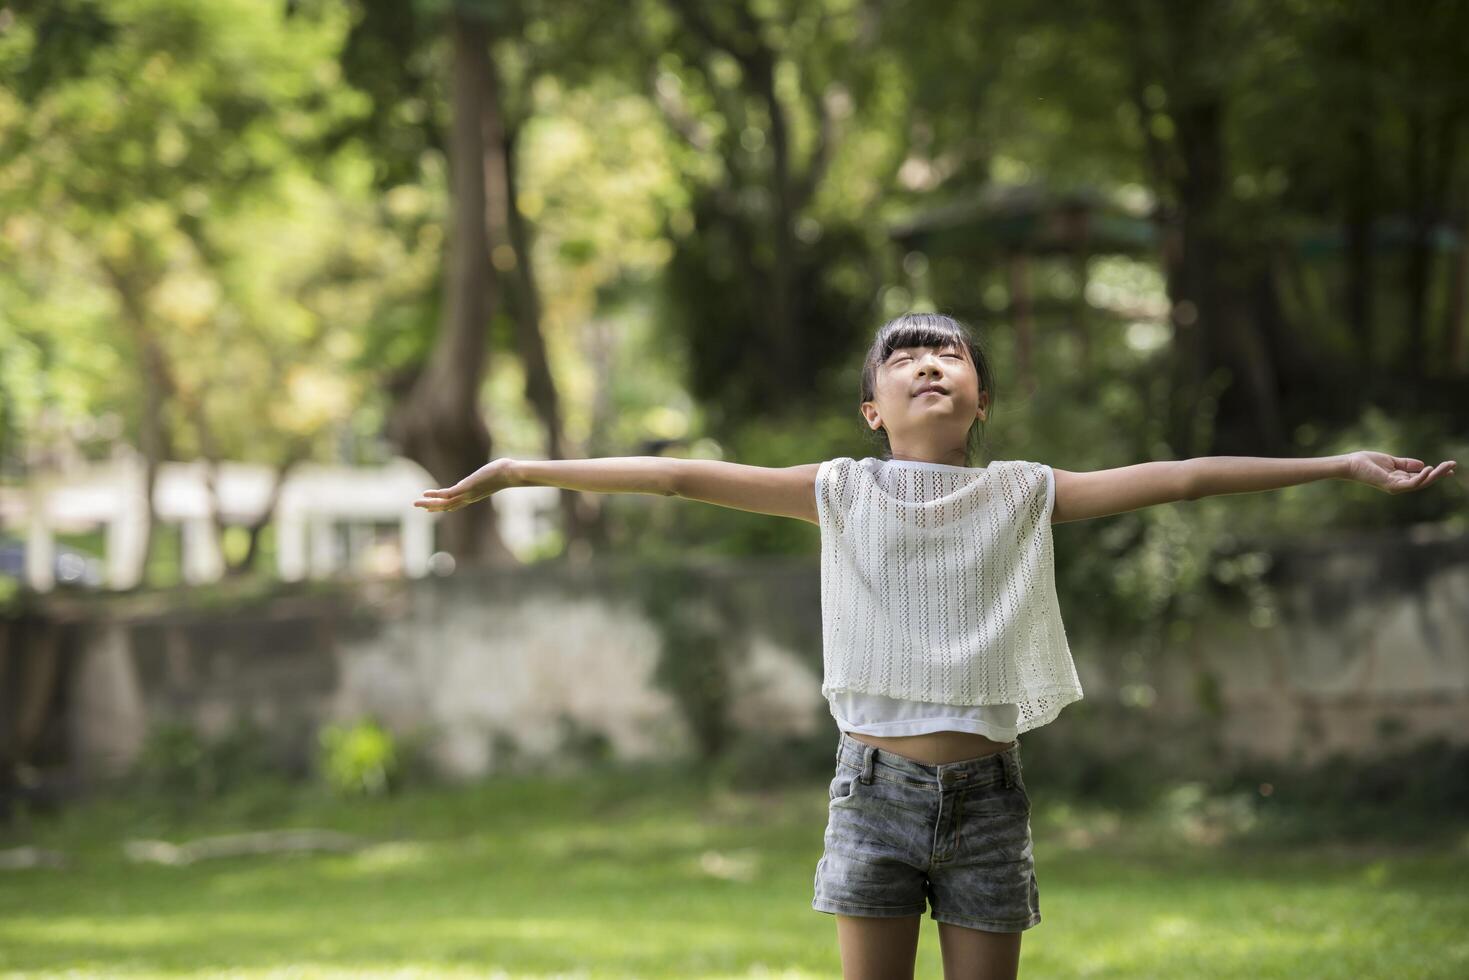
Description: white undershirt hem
828,692,1021,741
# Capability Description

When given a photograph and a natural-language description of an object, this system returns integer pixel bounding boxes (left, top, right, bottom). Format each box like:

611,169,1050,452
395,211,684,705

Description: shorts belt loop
860,744,876,784
1000,752,1015,789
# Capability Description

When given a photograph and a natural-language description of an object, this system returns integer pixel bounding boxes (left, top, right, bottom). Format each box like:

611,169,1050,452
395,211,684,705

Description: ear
977,389,989,421
860,401,882,431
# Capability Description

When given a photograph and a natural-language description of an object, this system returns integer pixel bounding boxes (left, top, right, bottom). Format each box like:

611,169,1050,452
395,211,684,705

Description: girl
413,311,1456,980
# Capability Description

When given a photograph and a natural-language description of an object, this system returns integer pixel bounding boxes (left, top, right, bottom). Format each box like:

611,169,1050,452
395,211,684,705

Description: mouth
914,386,948,397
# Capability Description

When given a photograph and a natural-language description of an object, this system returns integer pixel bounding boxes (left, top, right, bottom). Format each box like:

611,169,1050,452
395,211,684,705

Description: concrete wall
28,532,1469,785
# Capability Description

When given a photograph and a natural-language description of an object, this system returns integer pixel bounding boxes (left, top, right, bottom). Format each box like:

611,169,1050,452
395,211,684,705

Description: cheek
876,375,904,402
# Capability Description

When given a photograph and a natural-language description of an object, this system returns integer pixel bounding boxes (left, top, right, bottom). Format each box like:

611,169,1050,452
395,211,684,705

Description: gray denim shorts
812,731,1041,932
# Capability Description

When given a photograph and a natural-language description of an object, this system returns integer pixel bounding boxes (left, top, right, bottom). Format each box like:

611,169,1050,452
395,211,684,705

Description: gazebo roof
888,182,1159,257
889,181,1466,259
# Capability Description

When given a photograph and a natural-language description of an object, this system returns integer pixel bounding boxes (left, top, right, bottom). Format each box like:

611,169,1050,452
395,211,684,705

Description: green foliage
1017,708,1172,810
0,0,414,485
316,717,401,797
128,717,284,802
1304,404,1468,531
1193,667,1225,720
701,731,837,794
1,0,1463,602
0,575,20,611
1218,736,1469,844
554,713,614,768
629,557,740,761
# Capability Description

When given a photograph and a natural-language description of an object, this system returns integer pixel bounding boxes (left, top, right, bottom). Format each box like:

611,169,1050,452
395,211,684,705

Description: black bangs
879,314,966,360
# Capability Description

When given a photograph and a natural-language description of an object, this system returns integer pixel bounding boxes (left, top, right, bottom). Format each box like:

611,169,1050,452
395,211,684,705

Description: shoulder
987,461,1054,513
986,459,1051,482
815,456,861,499
817,456,856,480
819,456,882,479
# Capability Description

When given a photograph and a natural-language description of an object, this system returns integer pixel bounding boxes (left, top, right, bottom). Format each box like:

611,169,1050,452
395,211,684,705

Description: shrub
316,718,400,797
129,717,283,801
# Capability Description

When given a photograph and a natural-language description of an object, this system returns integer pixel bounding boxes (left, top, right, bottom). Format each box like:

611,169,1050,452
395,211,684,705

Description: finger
1395,457,1425,471
1417,462,1451,487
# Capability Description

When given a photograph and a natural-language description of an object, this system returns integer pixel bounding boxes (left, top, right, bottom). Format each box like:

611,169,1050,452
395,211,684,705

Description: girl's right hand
413,458,519,512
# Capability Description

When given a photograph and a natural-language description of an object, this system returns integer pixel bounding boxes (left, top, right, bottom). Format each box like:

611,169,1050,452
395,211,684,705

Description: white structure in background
2,445,561,592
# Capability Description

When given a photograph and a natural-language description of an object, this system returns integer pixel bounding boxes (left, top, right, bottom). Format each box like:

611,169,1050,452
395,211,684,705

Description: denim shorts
811,731,1041,932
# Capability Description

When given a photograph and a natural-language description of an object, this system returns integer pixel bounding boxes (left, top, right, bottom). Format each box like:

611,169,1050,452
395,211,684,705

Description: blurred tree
376,0,514,562
1260,0,1469,393
632,0,886,433
881,0,1469,458
1112,0,1288,457
327,0,606,560
0,0,376,581
2,0,1462,587
863,0,1468,655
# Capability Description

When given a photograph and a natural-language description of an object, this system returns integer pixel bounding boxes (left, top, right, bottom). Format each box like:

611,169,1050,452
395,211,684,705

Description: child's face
861,342,988,452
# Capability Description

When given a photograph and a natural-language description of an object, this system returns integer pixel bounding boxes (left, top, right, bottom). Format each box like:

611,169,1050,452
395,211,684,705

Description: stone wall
14,531,1469,786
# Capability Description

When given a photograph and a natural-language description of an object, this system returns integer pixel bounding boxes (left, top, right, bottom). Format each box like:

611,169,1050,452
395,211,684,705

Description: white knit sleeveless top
815,455,1084,734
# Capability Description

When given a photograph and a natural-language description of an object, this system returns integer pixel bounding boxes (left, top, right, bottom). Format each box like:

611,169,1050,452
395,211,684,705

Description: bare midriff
843,729,1015,766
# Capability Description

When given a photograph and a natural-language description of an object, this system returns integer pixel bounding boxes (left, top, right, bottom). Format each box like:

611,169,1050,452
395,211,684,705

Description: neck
889,449,969,467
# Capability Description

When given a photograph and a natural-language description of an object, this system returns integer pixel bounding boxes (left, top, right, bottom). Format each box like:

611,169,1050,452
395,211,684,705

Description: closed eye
889,347,964,364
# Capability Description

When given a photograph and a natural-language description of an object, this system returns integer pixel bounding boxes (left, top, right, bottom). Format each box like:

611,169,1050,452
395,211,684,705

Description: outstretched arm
1051,451,1457,525
414,456,822,525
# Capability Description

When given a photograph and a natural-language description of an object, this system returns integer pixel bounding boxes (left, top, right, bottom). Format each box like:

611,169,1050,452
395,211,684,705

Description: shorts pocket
963,778,1030,817
1013,772,1032,812
828,764,862,804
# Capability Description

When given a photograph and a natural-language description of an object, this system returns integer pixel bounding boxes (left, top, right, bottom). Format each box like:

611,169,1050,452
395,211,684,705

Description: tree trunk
229,449,312,577
1445,207,1469,373
665,0,808,398
1174,94,1285,456
1164,95,1226,458
1342,15,1376,381
1007,250,1034,392
1404,107,1431,393
385,5,511,564
1426,110,1463,379
103,258,175,589
744,46,799,390
1127,0,1285,456
499,121,603,553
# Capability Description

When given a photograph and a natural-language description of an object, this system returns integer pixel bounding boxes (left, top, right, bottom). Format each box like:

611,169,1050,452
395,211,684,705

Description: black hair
859,312,995,466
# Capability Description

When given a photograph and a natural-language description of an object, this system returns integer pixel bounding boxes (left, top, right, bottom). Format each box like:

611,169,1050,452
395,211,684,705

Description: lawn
2,763,1466,978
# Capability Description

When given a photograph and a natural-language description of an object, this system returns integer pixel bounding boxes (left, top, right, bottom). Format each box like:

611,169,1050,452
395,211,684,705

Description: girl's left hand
1346,451,1457,494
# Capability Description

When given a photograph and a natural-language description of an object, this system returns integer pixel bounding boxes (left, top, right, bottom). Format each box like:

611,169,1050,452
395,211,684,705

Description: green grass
1,765,1467,978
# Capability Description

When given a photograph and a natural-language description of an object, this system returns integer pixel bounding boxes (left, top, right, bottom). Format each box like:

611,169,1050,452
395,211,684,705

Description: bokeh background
2,0,1467,976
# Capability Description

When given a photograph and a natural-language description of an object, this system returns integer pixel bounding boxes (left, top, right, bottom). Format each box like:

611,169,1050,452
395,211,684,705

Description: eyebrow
889,344,961,358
